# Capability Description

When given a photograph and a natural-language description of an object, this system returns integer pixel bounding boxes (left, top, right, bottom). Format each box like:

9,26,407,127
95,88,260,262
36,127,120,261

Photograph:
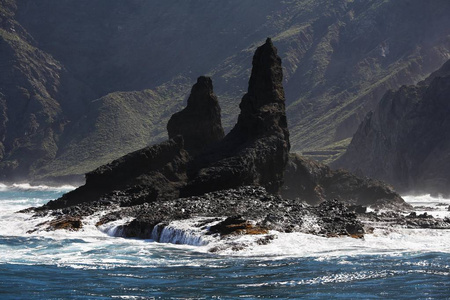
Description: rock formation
44,136,189,209
30,39,421,247
334,59,450,196
182,38,290,196
283,154,409,210
42,39,290,209
167,76,224,155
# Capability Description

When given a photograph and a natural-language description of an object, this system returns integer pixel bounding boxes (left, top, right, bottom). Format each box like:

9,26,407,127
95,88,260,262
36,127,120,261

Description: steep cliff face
334,60,450,195
0,0,89,181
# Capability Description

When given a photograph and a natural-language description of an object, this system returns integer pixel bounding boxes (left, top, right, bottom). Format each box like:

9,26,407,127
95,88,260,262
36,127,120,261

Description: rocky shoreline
24,185,450,252
22,39,450,251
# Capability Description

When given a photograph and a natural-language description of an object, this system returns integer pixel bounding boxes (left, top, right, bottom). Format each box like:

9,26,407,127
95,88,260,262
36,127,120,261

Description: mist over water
0,184,449,299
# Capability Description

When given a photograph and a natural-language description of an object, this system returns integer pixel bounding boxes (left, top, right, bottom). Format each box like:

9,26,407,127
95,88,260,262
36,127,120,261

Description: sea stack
182,38,290,195
167,76,224,155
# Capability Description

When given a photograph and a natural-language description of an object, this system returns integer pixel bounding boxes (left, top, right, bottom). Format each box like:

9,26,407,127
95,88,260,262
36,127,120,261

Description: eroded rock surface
26,39,422,247
43,136,189,209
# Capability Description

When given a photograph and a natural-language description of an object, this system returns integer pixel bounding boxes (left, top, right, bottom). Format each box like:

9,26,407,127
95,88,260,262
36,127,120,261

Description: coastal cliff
335,60,450,196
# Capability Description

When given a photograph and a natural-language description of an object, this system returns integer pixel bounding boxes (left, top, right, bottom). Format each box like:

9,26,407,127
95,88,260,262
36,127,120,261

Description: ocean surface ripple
0,184,449,299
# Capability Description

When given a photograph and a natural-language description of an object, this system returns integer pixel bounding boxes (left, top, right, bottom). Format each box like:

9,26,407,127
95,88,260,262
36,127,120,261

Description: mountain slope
1,0,450,182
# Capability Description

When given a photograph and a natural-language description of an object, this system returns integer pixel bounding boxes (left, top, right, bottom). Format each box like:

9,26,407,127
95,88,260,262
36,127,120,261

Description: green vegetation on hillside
1,0,450,182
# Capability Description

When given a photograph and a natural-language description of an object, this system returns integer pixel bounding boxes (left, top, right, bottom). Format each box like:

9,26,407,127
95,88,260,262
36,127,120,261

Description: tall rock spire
167,76,224,155
229,38,290,147
183,38,291,195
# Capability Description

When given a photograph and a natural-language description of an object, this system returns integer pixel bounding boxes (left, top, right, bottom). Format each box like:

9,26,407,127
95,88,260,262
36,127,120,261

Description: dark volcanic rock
28,39,422,244
209,216,269,236
96,186,364,239
42,39,290,210
167,76,224,155
182,38,290,196
283,153,410,210
334,59,450,196
43,136,189,209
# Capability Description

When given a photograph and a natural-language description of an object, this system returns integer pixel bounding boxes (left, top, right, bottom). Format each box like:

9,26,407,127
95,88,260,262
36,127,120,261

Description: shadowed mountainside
334,59,450,196
1,0,450,182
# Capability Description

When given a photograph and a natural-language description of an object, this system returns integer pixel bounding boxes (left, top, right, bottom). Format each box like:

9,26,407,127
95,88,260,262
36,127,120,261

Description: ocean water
0,184,449,299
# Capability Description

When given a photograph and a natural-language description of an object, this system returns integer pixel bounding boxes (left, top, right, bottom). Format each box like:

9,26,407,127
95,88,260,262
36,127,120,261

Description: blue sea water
0,184,449,299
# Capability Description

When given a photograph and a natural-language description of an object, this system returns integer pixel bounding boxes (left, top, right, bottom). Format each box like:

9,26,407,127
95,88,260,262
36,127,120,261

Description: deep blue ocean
0,184,449,299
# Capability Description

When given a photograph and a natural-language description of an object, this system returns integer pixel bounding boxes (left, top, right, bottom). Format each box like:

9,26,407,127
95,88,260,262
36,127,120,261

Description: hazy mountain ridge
1,0,450,183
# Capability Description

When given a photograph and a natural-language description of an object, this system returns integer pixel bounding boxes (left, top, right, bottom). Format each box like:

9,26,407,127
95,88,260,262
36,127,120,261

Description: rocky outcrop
334,59,450,196
43,136,189,209
42,39,289,209
52,186,365,240
167,76,224,155
283,153,409,210
29,39,420,247
182,38,290,195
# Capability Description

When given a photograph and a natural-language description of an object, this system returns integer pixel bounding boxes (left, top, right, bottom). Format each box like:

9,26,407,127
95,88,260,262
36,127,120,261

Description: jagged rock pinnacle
183,38,291,195
167,76,224,155
229,37,289,147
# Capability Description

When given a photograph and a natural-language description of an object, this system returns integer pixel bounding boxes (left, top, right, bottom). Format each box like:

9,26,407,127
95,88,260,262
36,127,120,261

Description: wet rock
47,216,82,231
209,216,269,236
314,199,365,238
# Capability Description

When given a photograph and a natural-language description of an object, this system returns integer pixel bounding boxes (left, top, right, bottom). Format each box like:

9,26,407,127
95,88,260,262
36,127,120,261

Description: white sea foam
0,183,8,191
1,189,449,269
403,194,450,218
150,218,222,246
8,183,78,191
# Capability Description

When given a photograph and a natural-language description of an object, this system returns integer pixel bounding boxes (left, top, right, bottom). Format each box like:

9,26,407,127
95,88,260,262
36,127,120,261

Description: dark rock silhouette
182,38,290,196
31,39,418,243
167,76,224,155
334,59,450,196
43,136,189,209
283,154,409,210
42,39,290,209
